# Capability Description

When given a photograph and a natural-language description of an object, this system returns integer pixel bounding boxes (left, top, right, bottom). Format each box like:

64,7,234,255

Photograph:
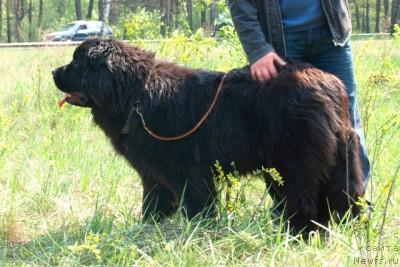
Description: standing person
228,0,370,209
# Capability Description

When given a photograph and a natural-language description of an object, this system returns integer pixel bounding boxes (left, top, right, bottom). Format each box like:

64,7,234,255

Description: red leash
137,74,226,141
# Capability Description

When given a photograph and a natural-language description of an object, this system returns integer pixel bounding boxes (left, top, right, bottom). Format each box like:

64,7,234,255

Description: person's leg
283,29,308,61
306,26,370,187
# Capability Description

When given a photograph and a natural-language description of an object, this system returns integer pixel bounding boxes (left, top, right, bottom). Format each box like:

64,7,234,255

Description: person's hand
250,52,286,81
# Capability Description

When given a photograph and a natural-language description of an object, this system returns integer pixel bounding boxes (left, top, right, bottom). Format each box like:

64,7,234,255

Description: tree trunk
392,0,399,25
161,0,172,36
15,0,25,42
366,0,370,32
186,0,193,31
382,0,389,31
75,0,83,20
108,1,120,24
173,0,179,28
391,0,396,26
384,0,389,17
103,0,111,23
28,0,33,41
0,0,3,40
391,0,400,33
6,0,11,42
38,0,43,28
201,9,206,29
375,0,381,32
210,0,216,33
397,0,400,24
98,0,104,21
160,0,165,36
87,0,94,19
363,0,371,32
167,0,172,31
354,0,361,30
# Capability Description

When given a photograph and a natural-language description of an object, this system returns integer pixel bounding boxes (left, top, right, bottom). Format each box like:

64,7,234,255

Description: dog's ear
81,60,114,109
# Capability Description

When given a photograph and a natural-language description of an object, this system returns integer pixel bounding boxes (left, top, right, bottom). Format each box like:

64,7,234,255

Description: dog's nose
52,68,58,76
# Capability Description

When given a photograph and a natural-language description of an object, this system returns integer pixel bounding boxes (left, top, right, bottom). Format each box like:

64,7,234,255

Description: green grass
0,38,399,266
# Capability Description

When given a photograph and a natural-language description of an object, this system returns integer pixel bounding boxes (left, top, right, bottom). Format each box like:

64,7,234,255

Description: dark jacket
229,0,352,64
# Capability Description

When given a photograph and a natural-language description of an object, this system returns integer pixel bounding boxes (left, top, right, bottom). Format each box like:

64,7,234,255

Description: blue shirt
280,0,327,32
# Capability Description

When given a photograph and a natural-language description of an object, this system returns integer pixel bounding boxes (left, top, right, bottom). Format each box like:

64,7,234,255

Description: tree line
352,0,400,32
0,0,399,43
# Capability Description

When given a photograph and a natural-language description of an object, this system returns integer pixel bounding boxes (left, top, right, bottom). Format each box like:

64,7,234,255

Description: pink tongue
58,93,70,108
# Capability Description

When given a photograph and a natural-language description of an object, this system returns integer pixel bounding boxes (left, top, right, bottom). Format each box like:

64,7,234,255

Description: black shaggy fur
52,39,365,232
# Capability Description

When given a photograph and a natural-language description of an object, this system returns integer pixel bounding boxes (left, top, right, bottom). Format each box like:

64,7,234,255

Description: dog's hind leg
143,170,217,220
324,129,365,221
271,98,340,232
270,164,321,232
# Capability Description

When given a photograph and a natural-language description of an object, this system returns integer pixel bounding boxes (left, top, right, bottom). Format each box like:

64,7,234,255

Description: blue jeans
283,24,370,186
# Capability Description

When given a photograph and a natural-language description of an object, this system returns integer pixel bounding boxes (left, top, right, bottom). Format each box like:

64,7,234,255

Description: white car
44,21,113,42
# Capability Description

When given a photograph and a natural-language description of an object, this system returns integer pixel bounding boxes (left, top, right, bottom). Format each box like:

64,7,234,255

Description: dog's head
52,38,155,110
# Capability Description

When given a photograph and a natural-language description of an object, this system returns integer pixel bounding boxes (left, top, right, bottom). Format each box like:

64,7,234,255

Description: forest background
0,0,399,43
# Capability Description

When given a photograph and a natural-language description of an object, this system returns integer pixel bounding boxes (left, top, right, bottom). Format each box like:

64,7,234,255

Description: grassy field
0,37,399,266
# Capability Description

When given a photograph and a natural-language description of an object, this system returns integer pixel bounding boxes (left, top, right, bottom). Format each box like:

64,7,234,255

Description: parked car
44,21,113,42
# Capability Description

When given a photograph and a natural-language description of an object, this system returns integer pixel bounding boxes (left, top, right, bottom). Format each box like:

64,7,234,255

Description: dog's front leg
141,177,179,221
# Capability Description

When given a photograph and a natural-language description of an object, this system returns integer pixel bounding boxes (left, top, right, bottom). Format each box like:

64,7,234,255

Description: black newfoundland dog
52,39,364,231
